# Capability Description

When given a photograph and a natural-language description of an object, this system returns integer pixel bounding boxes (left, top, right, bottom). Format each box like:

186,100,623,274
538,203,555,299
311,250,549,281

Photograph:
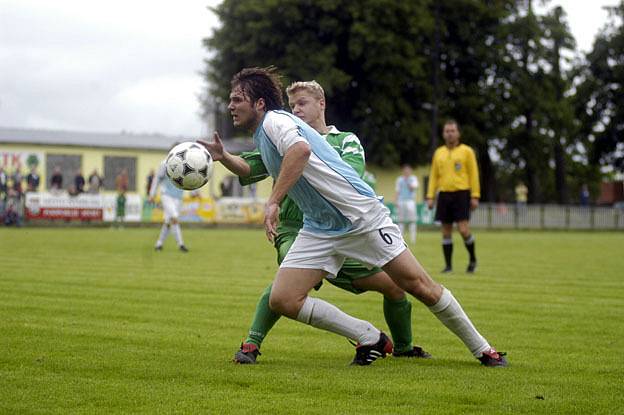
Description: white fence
470,203,624,230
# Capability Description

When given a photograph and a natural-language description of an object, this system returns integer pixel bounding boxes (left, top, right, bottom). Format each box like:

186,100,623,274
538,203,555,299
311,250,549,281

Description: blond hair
286,80,325,101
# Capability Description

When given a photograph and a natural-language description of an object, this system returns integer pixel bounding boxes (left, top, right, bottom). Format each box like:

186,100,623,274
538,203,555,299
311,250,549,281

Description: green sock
383,296,413,353
244,284,281,348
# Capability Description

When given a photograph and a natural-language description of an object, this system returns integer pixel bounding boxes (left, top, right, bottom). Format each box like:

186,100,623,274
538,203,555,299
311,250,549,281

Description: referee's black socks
463,234,476,263
442,238,453,269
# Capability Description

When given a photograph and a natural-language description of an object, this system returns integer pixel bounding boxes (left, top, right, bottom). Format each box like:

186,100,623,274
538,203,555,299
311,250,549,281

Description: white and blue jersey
149,161,183,200
396,175,418,201
254,110,392,236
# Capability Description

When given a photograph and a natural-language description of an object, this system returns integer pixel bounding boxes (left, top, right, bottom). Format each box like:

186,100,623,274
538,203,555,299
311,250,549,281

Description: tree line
202,0,623,204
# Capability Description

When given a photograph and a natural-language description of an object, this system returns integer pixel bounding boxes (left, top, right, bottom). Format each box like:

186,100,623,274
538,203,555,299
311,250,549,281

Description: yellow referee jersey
426,143,480,199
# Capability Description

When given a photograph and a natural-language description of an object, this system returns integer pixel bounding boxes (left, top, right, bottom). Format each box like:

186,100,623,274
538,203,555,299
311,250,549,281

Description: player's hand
470,198,479,211
426,198,434,210
264,202,279,243
197,132,225,162
148,197,155,204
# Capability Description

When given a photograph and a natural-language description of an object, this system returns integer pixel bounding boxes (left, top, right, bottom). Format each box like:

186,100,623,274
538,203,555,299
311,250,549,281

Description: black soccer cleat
466,261,477,273
351,332,393,366
233,343,261,364
441,266,453,274
179,245,189,252
155,245,163,251
393,346,432,359
478,348,508,367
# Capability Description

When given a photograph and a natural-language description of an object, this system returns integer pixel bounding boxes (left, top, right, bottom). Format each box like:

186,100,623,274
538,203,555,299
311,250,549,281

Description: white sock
409,223,417,244
296,297,380,345
398,222,405,235
172,223,184,246
156,224,169,246
428,287,490,357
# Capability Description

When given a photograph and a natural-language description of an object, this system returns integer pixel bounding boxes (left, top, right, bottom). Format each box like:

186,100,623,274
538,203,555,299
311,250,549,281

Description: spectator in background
0,167,7,216
50,165,63,192
580,184,590,207
88,169,103,194
395,164,419,245
146,169,155,197
74,169,85,193
6,171,24,226
115,168,128,193
114,169,129,226
11,170,23,196
3,197,20,226
26,167,40,192
0,167,8,198
515,181,528,209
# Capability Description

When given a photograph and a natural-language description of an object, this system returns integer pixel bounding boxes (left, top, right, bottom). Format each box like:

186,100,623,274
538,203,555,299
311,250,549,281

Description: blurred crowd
0,164,107,226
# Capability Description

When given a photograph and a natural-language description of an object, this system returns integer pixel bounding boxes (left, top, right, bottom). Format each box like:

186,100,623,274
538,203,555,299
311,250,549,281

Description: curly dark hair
231,66,284,111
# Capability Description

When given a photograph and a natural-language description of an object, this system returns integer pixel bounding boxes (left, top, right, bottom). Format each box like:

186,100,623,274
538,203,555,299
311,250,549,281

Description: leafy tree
495,0,578,203
425,0,516,202
203,0,432,166
201,0,608,204
540,5,576,203
575,2,624,174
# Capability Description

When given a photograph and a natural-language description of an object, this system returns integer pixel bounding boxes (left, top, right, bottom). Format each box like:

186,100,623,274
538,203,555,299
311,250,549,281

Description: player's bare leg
457,220,476,273
270,267,392,365
441,223,454,272
382,250,506,366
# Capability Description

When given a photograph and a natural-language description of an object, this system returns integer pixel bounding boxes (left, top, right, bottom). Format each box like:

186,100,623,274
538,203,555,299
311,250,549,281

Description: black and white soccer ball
165,142,214,190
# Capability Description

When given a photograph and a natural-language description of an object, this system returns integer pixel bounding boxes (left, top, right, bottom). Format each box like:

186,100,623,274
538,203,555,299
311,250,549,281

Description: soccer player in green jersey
229,80,431,363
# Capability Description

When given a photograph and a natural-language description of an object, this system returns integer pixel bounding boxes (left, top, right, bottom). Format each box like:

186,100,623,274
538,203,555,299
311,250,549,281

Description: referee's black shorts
435,190,471,224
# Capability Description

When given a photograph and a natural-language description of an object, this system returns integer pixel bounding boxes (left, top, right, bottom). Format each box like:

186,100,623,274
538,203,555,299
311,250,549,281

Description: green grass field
1,227,623,414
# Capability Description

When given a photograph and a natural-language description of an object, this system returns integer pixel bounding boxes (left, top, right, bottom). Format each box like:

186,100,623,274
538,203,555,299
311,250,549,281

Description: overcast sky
0,0,619,138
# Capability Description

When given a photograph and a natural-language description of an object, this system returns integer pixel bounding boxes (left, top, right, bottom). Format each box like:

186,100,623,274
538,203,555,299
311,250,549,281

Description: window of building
103,156,136,191
46,154,82,191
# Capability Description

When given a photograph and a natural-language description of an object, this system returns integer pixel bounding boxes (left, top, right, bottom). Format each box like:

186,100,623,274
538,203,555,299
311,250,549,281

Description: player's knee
399,273,437,302
268,292,289,315
269,293,302,318
378,283,405,301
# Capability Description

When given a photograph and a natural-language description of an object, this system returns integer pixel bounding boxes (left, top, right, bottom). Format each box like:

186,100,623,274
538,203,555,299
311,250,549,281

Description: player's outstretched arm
197,132,251,177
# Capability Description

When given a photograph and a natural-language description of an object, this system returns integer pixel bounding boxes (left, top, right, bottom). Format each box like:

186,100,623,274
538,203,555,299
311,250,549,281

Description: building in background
0,127,270,224
0,127,262,199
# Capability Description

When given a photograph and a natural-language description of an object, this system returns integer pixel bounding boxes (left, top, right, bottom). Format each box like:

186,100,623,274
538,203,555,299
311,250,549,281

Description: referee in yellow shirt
426,119,480,273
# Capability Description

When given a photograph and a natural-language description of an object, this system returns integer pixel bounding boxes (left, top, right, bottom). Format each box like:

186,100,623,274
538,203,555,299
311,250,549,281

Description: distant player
227,80,430,364
426,120,479,273
395,165,419,244
149,155,189,252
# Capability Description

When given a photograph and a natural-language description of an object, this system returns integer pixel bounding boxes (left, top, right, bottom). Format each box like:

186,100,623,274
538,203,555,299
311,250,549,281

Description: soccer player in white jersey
149,156,189,252
199,67,507,367
395,164,419,244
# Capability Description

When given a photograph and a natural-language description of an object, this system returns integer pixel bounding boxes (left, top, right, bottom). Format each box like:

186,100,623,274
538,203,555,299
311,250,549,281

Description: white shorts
397,200,417,223
161,194,182,222
281,224,407,277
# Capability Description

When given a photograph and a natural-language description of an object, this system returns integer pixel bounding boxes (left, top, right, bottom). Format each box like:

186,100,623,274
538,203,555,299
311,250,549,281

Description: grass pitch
1,227,623,414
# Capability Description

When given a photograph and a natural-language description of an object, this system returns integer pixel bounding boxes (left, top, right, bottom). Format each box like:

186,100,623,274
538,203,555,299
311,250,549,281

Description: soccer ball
165,142,214,190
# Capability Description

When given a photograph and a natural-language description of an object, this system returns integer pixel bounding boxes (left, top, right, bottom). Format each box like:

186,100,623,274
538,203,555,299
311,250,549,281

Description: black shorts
435,190,471,224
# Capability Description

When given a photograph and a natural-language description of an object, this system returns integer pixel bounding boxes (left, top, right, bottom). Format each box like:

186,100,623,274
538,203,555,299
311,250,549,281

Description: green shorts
275,231,382,294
